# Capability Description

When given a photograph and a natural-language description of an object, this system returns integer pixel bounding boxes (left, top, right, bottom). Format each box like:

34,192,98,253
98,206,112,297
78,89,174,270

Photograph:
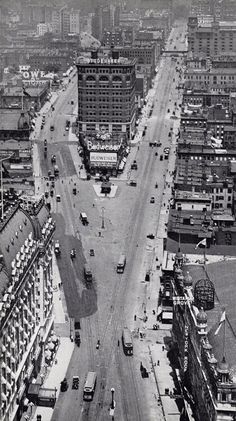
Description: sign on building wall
90,152,117,166
19,65,50,86
183,323,189,372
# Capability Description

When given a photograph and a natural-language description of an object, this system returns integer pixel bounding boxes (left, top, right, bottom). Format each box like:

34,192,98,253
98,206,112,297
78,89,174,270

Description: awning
162,311,173,320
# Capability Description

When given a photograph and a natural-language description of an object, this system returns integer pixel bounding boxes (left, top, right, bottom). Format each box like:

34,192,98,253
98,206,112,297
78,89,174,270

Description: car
73,188,77,195
51,155,56,164
147,234,155,239
56,194,61,202
129,180,137,187
50,125,54,131
72,376,79,389
90,249,95,256
60,378,68,392
41,125,44,130
131,161,138,170
50,190,54,197
167,108,170,113
150,197,155,204
164,147,170,154
45,191,49,199
160,155,163,161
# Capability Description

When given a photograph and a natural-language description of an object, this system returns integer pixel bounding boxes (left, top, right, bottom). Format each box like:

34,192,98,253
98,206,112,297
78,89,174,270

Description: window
221,392,227,402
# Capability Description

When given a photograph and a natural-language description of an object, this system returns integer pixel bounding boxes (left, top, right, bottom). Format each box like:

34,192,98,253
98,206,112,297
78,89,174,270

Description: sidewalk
131,65,194,420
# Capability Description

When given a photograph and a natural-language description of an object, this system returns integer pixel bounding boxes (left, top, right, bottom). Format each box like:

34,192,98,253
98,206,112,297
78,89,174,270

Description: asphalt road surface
35,21,186,421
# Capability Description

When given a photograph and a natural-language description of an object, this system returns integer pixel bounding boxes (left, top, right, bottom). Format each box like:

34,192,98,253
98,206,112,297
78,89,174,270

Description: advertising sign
183,324,189,372
19,65,50,86
90,152,117,166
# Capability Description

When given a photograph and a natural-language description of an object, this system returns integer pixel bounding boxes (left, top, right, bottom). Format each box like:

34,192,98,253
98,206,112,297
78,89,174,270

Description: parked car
150,197,155,204
60,378,68,392
129,180,137,187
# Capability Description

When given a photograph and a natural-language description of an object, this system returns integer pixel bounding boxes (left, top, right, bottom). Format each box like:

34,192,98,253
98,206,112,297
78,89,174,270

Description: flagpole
223,310,226,359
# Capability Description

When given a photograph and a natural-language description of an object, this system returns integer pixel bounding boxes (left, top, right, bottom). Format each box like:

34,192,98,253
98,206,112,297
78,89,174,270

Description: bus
83,372,97,401
122,328,133,355
117,254,126,273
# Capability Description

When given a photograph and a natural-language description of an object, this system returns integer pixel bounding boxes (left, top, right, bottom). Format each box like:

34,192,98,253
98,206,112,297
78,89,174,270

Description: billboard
90,152,117,167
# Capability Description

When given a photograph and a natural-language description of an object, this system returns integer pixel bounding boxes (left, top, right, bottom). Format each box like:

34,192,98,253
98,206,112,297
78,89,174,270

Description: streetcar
116,254,126,273
122,327,133,355
83,372,97,401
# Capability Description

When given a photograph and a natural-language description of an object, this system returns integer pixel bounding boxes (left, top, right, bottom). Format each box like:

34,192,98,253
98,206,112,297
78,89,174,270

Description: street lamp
101,207,105,229
0,153,13,221
111,387,115,410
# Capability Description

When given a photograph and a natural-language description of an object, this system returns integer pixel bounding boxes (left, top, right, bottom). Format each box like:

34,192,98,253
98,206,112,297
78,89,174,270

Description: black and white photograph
0,1,236,420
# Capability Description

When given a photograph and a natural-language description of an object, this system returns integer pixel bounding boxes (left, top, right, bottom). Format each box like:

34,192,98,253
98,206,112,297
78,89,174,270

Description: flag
195,238,207,250
214,310,226,336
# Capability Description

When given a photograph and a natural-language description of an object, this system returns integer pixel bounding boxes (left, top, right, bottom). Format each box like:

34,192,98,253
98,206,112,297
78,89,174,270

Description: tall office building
77,50,136,140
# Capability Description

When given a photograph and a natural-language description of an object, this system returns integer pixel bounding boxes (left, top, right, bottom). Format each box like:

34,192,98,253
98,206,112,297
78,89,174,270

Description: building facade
171,254,236,421
77,51,136,140
0,198,55,421
188,17,236,57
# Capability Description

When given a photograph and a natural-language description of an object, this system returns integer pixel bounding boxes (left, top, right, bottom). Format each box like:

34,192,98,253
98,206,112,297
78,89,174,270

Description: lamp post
101,207,105,229
111,387,115,409
0,154,13,221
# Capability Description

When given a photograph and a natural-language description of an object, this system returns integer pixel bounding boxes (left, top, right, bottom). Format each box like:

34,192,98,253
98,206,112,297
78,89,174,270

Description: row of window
79,98,132,103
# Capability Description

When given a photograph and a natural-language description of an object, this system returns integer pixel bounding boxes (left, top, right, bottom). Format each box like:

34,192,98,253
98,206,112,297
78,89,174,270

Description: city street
34,22,186,421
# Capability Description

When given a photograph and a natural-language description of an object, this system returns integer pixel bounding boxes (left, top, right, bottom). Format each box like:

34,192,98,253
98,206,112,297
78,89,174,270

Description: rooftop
184,260,236,369
0,110,31,131
77,53,136,66
168,209,213,238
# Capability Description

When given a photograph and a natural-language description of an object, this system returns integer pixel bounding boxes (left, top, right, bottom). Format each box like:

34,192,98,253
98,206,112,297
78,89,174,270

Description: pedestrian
118,340,120,347
162,345,165,351
152,310,156,315
134,314,137,321
157,360,160,366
